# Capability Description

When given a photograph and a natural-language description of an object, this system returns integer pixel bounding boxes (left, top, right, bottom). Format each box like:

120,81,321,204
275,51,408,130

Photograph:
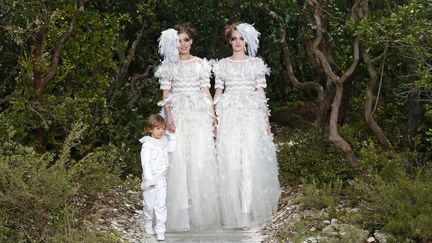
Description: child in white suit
140,114,176,241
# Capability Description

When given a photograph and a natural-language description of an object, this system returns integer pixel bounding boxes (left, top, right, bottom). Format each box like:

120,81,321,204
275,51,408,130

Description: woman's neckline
227,56,250,62
179,56,196,62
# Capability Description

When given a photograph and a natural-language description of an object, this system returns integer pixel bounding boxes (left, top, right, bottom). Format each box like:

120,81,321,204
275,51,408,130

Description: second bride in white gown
154,24,220,231
213,22,280,229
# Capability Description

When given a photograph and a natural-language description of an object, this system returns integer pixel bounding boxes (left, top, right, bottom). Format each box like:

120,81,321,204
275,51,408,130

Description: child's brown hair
144,114,166,134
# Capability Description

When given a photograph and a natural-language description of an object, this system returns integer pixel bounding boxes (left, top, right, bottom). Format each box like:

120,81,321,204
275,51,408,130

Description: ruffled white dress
154,57,220,231
213,57,280,228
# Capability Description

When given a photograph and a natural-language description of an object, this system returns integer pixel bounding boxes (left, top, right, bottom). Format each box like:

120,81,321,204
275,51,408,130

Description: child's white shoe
144,226,155,235
156,232,165,241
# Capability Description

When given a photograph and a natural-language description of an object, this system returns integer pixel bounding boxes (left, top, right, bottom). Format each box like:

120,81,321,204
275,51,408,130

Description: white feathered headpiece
236,23,260,57
158,28,179,64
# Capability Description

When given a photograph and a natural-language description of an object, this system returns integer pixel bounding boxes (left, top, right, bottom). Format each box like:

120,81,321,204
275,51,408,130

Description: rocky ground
262,186,390,243
85,185,390,243
83,124,390,242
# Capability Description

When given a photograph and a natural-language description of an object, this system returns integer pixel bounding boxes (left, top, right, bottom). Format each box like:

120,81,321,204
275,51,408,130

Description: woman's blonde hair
144,114,166,134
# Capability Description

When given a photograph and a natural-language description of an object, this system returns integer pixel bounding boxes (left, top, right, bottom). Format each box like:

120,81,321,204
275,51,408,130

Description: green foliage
69,144,123,195
0,121,122,242
277,125,355,186
353,0,432,150
2,0,432,240
350,145,432,241
298,180,343,211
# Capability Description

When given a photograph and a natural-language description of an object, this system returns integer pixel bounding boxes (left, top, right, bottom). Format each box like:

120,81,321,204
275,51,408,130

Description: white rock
367,236,376,242
310,227,316,231
306,236,317,243
331,218,337,225
323,220,331,224
374,231,389,243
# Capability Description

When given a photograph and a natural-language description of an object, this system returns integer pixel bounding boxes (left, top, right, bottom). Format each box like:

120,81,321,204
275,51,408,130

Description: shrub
352,145,432,242
298,180,342,211
0,121,123,242
277,125,355,186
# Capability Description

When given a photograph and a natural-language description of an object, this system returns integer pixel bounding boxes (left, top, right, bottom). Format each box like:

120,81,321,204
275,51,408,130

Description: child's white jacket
139,133,176,189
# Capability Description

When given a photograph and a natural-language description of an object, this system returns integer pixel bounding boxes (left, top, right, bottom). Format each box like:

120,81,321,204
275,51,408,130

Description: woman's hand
162,89,175,132
265,117,272,136
166,114,176,133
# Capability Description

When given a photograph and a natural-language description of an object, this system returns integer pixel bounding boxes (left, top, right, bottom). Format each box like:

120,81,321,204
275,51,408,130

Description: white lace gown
213,57,281,228
154,57,220,231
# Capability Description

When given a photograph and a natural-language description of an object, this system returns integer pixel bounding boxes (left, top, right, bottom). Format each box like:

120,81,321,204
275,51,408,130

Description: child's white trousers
143,179,167,233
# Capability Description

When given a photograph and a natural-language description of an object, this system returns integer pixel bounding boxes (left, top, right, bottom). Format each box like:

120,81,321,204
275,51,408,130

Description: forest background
1,0,431,242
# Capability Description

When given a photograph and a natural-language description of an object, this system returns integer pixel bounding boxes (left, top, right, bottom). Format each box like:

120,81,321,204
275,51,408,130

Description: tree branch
307,0,339,83
307,0,363,167
362,45,392,150
128,64,155,107
28,102,48,128
41,0,86,87
116,19,148,86
256,3,324,99
0,93,17,105
35,0,86,99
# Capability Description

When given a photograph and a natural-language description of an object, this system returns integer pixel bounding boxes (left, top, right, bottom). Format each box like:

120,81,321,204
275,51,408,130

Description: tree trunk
329,83,359,167
362,48,392,150
318,85,333,132
405,90,422,150
307,0,361,167
338,75,353,125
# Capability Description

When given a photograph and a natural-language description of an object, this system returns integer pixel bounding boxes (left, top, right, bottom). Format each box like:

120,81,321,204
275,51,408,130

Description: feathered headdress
158,28,179,64
235,23,260,57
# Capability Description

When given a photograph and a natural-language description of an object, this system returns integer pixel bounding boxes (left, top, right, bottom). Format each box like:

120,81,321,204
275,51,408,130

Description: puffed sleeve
254,57,271,89
154,63,172,90
212,60,224,90
199,58,212,88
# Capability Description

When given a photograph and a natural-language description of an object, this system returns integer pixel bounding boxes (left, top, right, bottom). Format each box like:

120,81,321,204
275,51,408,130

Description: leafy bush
298,180,343,211
277,125,355,186
351,145,432,242
0,121,123,242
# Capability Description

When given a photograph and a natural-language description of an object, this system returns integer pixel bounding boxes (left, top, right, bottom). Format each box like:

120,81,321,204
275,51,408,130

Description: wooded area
1,0,431,242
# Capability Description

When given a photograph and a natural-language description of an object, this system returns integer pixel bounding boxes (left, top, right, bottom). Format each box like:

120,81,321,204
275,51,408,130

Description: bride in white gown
154,24,220,231
213,23,280,228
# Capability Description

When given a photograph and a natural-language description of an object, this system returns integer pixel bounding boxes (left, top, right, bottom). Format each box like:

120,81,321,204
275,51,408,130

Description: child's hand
144,179,156,188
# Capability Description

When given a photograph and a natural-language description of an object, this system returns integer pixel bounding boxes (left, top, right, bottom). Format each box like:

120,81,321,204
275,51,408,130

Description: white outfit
154,56,220,231
213,57,281,228
140,134,176,234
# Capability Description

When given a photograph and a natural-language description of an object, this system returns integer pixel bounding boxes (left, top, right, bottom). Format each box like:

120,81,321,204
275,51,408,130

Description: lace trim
172,87,202,92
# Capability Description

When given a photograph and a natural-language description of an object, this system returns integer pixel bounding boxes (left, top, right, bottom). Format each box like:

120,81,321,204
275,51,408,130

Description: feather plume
236,23,260,57
158,28,179,64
